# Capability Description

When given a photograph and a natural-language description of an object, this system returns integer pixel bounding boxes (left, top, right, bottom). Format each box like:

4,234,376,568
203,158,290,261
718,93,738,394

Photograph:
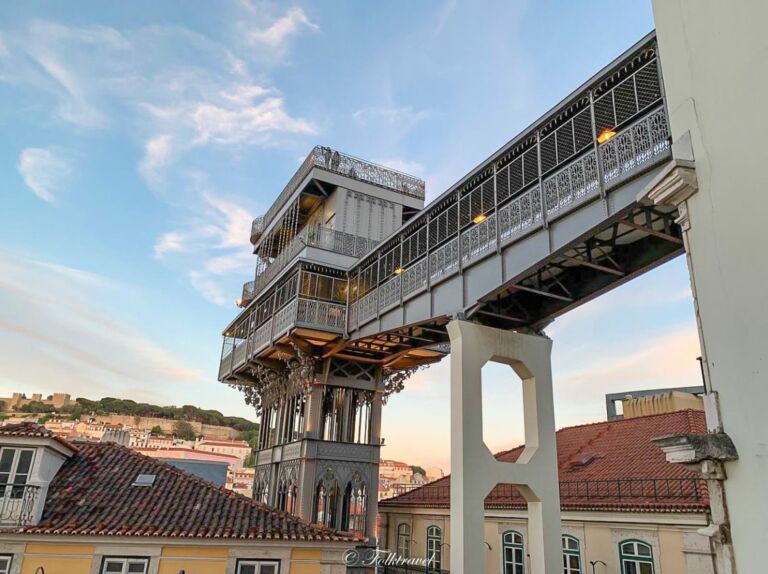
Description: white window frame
397,523,411,558
100,556,150,574
0,554,12,574
0,447,35,484
426,525,442,572
562,534,582,574
619,540,655,574
236,559,281,574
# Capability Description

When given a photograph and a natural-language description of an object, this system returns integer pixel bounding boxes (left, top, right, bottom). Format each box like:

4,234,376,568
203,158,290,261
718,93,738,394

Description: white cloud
139,134,174,184
154,188,255,306
245,7,318,47
189,270,229,307
190,95,316,146
0,251,201,400
17,147,72,203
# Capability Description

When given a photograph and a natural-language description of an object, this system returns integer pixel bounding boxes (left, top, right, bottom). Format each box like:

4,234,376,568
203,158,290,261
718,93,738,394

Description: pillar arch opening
481,361,525,455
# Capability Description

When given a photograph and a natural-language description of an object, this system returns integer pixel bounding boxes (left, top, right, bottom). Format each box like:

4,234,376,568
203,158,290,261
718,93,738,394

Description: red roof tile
15,441,359,541
380,410,708,513
0,422,77,452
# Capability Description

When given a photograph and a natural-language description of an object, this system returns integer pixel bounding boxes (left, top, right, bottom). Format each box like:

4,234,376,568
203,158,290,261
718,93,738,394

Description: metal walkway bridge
310,33,677,376
219,32,680,382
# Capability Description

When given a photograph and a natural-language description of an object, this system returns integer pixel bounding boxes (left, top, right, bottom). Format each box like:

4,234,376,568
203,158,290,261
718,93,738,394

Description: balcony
219,297,347,380
262,146,426,232
252,226,376,299
0,484,40,527
250,215,265,244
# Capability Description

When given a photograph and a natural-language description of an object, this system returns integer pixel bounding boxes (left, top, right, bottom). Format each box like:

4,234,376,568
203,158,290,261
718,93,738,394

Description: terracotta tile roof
15,441,359,541
380,410,709,513
0,422,77,452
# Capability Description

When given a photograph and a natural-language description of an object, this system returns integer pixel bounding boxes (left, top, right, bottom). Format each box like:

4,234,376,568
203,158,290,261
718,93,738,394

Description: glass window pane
0,450,14,474
639,563,654,574
637,544,652,557
104,561,124,573
127,562,147,573
0,557,11,574
624,561,638,574
260,565,276,574
238,565,256,574
16,451,33,475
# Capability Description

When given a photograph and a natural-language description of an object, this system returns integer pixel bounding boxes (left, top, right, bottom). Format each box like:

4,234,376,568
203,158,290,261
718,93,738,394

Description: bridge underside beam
338,203,684,368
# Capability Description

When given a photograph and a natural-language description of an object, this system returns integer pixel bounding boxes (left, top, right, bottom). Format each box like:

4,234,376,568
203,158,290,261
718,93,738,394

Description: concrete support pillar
447,320,561,574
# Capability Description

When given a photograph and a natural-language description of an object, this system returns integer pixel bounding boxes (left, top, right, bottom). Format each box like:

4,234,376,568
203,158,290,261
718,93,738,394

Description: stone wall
91,414,241,440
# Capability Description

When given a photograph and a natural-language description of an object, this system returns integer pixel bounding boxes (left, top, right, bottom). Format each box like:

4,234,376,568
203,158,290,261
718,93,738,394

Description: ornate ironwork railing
219,296,347,379
253,226,377,297
348,102,670,331
0,483,40,527
383,478,702,503
262,146,426,231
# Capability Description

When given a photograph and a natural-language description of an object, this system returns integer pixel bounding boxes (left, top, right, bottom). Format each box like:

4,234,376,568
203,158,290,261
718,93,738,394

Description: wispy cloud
0,251,201,400
139,134,174,185
243,6,318,48
2,18,317,303
17,147,72,203
154,186,255,305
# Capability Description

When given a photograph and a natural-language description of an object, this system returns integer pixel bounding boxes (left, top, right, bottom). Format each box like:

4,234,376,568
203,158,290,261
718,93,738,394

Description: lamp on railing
472,213,487,224
597,128,617,143
394,267,404,275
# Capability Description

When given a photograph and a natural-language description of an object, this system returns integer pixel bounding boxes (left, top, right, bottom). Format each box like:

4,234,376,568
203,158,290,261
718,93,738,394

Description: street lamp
590,559,607,574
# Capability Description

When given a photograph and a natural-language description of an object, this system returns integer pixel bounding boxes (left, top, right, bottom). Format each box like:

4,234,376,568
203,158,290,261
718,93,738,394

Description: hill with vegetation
14,396,258,434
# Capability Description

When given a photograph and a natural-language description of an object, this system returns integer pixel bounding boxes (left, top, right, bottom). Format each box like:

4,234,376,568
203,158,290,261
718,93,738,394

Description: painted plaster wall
650,1,768,571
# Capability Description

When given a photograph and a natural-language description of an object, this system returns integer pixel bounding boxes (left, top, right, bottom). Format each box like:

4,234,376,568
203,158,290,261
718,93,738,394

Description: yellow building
379,411,714,574
0,423,357,574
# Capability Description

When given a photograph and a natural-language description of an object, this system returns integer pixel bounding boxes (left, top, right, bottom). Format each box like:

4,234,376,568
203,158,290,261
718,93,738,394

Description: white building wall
651,1,768,571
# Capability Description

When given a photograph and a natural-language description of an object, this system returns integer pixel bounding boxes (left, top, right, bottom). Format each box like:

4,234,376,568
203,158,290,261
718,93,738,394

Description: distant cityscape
0,391,444,501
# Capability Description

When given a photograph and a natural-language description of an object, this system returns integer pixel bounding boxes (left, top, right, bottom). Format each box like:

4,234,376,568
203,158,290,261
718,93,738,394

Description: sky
0,0,701,472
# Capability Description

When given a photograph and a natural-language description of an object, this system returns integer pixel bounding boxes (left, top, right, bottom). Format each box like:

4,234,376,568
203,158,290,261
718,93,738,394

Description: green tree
172,420,196,441
150,425,164,436
411,465,427,477
19,401,55,414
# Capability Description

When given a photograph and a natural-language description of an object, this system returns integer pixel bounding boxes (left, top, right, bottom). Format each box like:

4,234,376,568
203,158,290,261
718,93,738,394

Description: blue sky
0,1,700,470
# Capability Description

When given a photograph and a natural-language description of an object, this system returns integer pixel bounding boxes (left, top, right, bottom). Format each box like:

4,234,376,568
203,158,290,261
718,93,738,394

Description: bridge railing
348,40,670,334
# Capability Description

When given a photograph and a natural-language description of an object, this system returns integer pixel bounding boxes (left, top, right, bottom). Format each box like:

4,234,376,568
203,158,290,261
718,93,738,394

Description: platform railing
253,226,377,296
220,296,347,378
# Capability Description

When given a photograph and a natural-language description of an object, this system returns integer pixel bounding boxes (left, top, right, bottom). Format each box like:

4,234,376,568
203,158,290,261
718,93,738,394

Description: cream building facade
379,410,715,574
